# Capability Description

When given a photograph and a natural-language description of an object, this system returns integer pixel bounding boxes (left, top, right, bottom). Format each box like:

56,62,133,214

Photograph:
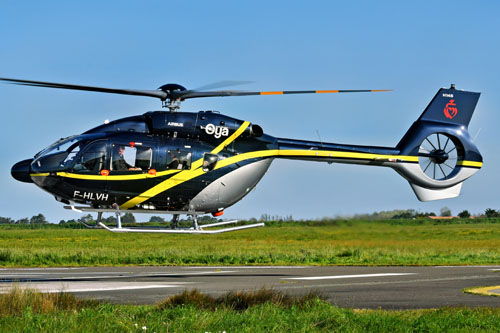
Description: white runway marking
183,266,309,269
437,266,500,268
0,282,193,293
0,273,55,276
0,270,238,281
0,268,84,271
146,270,238,276
283,273,417,280
47,285,182,293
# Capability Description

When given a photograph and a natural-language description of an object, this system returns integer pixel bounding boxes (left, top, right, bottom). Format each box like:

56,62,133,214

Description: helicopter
3,78,482,233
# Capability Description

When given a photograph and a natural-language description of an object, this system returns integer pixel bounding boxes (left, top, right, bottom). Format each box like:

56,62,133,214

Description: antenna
316,130,324,147
472,128,482,142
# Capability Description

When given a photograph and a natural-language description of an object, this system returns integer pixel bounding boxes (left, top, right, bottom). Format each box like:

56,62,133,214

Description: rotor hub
429,149,449,164
157,83,187,94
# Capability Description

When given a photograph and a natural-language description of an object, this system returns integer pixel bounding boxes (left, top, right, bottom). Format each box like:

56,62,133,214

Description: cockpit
31,134,106,174
31,133,158,175
29,131,221,177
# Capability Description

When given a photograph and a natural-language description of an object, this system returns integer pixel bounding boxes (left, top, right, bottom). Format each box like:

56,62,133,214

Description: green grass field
1,220,499,331
1,288,499,332
0,218,499,267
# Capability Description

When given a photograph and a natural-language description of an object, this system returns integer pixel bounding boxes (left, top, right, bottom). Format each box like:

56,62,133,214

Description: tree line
1,207,500,226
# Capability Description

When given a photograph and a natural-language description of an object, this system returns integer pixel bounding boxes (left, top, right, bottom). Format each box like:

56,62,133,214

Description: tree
16,218,29,224
78,214,94,225
0,217,14,224
392,209,417,219
30,214,47,224
458,210,471,218
485,208,499,218
440,207,452,217
122,212,136,223
149,216,165,223
102,216,117,225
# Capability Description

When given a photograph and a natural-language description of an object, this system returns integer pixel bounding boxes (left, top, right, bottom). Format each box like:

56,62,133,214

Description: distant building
428,216,476,219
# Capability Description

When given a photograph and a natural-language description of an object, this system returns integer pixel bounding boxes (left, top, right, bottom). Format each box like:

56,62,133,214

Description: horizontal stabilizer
410,182,462,202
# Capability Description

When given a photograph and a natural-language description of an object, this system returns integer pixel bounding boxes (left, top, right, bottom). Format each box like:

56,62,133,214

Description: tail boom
274,85,482,201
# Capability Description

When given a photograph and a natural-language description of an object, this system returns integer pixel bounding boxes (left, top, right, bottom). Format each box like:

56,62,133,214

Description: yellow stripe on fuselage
120,121,251,209
29,150,482,187
120,146,419,209
277,150,419,162
457,160,483,168
55,169,180,181
212,150,419,170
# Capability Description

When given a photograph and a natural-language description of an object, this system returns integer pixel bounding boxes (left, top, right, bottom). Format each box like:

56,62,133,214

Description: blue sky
0,1,499,222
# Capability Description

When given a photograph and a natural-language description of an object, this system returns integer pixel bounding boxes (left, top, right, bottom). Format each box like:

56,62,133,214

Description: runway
0,266,499,309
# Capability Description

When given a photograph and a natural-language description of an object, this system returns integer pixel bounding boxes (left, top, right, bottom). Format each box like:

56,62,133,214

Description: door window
73,141,107,173
111,144,152,172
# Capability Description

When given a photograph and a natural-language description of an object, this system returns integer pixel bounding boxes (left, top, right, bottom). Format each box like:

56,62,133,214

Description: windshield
35,136,80,159
31,134,104,173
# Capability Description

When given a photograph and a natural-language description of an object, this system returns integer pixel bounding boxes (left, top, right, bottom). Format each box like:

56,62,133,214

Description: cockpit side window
110,144,152,172
73,141,107,173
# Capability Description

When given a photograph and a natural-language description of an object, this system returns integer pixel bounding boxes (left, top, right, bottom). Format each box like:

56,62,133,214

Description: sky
0,1,499,222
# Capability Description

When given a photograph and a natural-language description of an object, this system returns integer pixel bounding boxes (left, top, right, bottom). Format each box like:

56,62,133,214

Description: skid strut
171,214,179,229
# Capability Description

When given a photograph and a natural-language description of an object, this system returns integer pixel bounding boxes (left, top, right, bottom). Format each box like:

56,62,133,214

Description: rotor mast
162,98,182,112
157,83,187,112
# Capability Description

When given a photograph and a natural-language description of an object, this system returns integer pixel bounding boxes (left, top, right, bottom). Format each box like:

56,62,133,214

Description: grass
0,287,99,317
0,219,499,266
0,288,499,332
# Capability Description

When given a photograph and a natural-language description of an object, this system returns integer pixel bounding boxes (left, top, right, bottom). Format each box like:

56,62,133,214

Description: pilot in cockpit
113,146,141,171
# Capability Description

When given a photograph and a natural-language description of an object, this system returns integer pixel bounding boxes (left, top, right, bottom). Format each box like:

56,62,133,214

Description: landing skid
63,205,264,234
98,220,264,234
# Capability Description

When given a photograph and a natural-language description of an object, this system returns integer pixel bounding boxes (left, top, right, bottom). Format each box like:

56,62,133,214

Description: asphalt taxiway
0,266,499,309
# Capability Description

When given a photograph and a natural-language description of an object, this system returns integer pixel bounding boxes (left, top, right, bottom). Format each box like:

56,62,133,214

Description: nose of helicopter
11,159,34,183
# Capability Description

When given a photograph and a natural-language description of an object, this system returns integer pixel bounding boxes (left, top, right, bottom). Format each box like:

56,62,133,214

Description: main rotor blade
1,77,391,104
177,88,391,100
193,80,254,91
0,77,168,100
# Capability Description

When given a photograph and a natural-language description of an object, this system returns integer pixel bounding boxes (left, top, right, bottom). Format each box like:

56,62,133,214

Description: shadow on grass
158,288,324,311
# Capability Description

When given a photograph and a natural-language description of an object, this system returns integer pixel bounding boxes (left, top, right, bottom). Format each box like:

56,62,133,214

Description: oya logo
444,99,458,119
204,123,229,139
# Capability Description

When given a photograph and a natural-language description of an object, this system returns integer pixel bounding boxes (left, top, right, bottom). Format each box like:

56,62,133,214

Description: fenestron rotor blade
0,78,168,100
177,89,391,100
